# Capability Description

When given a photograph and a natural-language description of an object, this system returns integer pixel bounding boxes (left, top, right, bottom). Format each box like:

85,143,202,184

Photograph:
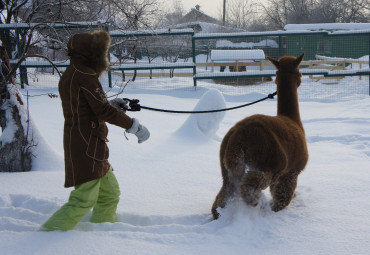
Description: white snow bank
175,89,226,141
1,75,370,255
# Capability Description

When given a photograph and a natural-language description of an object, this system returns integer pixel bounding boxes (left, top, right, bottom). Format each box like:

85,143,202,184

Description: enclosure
1,22,369,97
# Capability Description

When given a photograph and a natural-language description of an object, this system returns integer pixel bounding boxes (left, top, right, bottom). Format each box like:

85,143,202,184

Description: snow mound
30,117,64,171
175,89,226,141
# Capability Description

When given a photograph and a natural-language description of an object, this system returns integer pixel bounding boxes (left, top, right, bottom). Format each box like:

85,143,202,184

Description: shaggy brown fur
212,53,308,219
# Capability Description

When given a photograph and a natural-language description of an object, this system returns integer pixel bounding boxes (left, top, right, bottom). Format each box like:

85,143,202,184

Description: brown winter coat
58,30,133,187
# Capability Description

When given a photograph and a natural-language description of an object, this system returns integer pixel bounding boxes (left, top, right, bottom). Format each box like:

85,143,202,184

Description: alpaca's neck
276,75,303,127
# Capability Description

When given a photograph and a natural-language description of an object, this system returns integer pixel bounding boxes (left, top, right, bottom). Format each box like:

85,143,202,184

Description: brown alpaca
212,53,308,219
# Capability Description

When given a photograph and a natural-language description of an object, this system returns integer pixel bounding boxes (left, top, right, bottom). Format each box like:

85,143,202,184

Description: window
317,40,331,54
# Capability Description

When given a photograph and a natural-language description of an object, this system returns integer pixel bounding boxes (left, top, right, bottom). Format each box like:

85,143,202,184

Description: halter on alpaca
212,53,308,219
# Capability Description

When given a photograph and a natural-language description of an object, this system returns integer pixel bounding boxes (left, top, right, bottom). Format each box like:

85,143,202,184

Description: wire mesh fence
192,30,370,98
1,23,369,98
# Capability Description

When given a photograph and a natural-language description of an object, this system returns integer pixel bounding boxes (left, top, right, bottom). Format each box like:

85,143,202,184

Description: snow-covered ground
1,74,370,255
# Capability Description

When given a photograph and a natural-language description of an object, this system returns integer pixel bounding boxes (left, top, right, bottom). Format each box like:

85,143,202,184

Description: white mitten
126,118,150,143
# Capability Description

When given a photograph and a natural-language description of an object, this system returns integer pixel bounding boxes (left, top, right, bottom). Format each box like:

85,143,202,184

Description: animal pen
1,22,370,98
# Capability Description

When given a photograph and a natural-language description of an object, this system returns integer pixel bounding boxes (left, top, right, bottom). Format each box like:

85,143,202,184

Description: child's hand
126,118,150,143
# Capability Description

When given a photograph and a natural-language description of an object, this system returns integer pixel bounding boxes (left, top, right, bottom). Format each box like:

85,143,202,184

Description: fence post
192,36,197,87
107,52,112,88
15,28,25,89
278,36,282,58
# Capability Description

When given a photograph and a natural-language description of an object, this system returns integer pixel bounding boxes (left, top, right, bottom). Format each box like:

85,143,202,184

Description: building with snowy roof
179,5,221,26
283,23,370,60
171,5,243,34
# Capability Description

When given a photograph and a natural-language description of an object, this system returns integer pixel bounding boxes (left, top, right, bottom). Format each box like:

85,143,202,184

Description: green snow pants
40,168,120,231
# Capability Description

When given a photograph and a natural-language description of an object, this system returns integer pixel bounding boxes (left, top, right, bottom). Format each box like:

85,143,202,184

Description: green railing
1,22,369,95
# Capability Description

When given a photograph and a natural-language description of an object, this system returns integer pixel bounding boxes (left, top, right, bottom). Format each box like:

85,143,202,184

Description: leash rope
123,91,277,114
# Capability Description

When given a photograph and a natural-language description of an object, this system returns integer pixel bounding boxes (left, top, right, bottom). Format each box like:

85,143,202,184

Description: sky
169,0,224,19
166,0,268,20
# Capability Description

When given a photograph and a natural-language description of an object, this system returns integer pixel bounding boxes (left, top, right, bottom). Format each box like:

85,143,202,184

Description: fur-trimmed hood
67,30,111,76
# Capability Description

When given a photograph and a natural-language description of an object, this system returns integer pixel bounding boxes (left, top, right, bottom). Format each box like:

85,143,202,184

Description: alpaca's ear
294,53,305,66
267,56,279,69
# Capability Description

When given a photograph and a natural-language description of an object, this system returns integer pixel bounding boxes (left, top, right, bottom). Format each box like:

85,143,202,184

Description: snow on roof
189,7,212,18
109,28,194,37
194,26,370,39
210,49,265,61
0,21,104,30
285,23,370,31
330,29,370,35
216,39,278,49
173,21,243,34
193,30,321,39
181,6,220,24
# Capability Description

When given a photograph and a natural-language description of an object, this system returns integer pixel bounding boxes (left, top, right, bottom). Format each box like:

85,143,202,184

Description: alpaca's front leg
270,173,298,212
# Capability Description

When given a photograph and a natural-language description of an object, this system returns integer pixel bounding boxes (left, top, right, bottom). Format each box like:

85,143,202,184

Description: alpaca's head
267,53,305,86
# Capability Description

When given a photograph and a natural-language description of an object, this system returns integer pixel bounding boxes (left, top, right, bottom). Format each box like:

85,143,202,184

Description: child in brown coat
40,30,149,231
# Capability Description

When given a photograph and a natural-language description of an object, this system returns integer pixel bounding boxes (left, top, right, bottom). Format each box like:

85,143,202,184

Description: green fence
192,30,370,97
1,22,369,97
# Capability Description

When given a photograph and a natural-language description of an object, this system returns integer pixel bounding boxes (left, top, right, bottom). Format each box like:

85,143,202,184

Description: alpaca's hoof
240,187,260,207
212,208,220,220
241,194,259,207
270,201,286,212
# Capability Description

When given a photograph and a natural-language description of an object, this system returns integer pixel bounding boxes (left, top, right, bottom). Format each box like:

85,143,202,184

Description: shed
210,49,265,62
210,49,266,72
284,23,370,60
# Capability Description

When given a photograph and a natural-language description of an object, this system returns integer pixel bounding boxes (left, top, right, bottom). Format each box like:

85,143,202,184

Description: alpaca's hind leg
270,174,298,212
212,181,236,219
240,170,272,207
212,132,244,219
212,163,244,219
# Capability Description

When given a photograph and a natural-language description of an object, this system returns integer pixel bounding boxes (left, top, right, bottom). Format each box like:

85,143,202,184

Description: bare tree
159,0,184,27
1,45,34,172
260,0,317,29
225,0,258,30
313,0,370,23
260,0,369,30
1,0,30,57
0,24,61,172
1,0,165,54
1,1,107,87
108,0,162,30
18,0,114,24
1,0,115,49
